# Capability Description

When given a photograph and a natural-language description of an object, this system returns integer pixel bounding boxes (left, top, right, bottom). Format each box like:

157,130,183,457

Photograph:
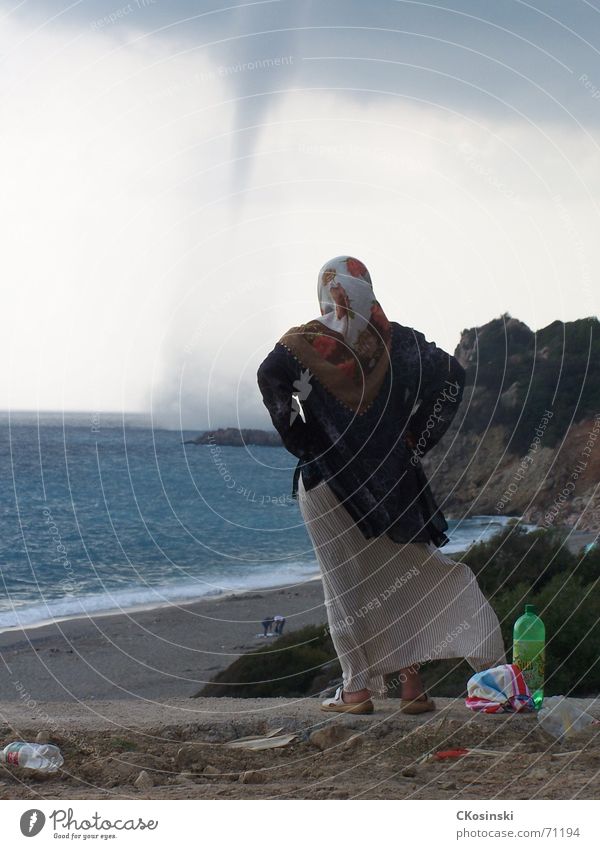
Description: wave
0,516,532,632
440,514,532,553
0,560,321,632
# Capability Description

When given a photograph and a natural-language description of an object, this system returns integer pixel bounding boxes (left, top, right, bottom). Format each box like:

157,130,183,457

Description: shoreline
0,523,594,636
0,527,594,704
0,573,322,637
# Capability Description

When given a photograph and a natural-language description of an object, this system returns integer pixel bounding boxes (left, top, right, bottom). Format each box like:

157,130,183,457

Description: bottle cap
525,603,538,615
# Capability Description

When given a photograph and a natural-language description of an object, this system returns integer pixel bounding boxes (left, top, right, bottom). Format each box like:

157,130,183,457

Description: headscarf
304,256,391,382
278,256,392,413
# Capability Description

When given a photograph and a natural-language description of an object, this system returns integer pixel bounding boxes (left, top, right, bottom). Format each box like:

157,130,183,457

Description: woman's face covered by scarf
312,255,391,380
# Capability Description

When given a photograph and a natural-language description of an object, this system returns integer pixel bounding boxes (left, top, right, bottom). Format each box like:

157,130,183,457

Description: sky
1,0,600,428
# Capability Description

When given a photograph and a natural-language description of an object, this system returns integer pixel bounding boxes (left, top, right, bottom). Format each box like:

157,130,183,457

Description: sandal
320,685,374,714
400,691,436,715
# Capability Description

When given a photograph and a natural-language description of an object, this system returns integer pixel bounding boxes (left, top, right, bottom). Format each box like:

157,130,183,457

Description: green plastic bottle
513,603,545,709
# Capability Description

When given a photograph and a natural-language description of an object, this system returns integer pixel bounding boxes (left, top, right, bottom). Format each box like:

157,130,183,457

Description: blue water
0,412,514,631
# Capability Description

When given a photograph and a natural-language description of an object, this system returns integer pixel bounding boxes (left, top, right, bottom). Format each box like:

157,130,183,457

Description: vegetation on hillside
458,314,600,454
461,522,599,595
195,624,340,698
199,525,599,699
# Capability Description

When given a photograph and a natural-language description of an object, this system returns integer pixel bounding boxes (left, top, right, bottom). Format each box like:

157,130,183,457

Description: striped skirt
297,476,506,696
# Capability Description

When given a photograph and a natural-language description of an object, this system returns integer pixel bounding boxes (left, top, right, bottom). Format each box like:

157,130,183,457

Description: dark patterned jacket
257,321,465,546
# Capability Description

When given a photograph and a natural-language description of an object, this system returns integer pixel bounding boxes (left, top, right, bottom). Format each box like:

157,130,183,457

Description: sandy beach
0,579,327,703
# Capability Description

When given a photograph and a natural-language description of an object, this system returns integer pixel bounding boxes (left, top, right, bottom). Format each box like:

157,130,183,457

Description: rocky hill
423,314,600,531
187,315,600,531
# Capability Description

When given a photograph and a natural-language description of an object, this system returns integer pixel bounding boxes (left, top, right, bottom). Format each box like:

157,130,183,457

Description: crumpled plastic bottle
0,741,63,771
537,696,596,742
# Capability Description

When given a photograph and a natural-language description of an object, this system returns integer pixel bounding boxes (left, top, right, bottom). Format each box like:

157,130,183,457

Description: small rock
529,768,548,781
163,729,180,741
203,764,219,776
309,726,355,751
176,745,203,770
239,770,268,784
401,766,417,778
35,731,50,744
343,733,363,751
175,772,196,785
134,770,153,790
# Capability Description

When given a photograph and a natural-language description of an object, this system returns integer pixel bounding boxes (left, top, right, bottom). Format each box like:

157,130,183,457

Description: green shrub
461,522,578,598
414,572,600,698
577,543,600,586
492,574,600,696
200,529,600,698
194,624,340,698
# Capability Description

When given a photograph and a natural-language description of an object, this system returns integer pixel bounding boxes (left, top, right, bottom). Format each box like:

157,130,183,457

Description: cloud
1,5,599,427
0,15,233,411
151,89,600,430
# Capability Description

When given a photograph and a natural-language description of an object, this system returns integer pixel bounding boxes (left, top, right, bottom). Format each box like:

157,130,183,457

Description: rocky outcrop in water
184,428,282,447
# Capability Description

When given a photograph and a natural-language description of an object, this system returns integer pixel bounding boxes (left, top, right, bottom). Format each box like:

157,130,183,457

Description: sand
0,579,327,702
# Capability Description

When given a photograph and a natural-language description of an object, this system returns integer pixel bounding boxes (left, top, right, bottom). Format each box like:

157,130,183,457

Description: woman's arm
407,330,466,458
257,345,313,460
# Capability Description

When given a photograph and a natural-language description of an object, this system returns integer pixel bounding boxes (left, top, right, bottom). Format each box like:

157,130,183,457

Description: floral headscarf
302,256,391,382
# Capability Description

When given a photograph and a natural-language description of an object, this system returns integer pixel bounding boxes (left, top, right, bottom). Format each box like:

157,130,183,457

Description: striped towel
465,663,535,713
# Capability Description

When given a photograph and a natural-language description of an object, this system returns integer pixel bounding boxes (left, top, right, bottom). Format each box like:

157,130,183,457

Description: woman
257,256,506,715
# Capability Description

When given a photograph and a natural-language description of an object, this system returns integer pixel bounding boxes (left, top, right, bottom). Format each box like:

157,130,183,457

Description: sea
0,412,517,632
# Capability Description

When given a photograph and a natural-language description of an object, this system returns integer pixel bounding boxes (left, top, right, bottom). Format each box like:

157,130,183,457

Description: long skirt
297,476,506,696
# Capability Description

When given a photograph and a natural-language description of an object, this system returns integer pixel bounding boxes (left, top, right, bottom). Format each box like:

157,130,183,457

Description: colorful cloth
300,255,391,382
465,663,535,713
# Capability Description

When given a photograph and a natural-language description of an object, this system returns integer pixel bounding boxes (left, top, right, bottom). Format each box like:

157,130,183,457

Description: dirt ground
1,696,598,800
